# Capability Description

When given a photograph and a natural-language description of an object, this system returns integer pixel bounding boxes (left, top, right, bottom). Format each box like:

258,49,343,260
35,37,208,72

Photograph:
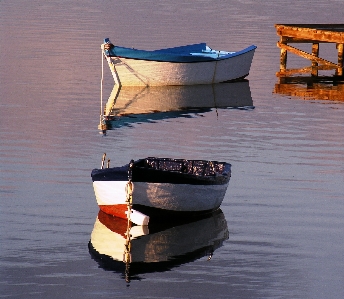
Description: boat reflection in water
99,80,253,132
88,209,229,283
274,69,344,102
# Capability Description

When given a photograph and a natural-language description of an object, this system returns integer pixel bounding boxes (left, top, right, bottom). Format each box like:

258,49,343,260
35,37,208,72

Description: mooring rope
125,160,135,223
100,46,104,117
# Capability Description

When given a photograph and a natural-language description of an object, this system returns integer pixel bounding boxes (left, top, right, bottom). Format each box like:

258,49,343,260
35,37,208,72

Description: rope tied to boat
125,181,134,205
125,160,134,204
104,42,114,51
125,160,135,224
123,159,135,283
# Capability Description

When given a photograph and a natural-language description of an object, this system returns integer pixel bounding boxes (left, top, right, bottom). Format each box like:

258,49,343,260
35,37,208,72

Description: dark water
1,1,344,298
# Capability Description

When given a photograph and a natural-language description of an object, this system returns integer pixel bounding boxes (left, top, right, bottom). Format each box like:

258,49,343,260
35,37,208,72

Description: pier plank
275,24,344,43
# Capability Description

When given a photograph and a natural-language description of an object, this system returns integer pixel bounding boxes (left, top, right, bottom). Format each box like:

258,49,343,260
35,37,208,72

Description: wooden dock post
311,43,319,76
280,48,287,70
279,37,288,70
337,43,343,76
275,24,344,77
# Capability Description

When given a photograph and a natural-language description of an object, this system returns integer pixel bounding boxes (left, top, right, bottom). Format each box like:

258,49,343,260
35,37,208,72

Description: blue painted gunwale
103,38,257,63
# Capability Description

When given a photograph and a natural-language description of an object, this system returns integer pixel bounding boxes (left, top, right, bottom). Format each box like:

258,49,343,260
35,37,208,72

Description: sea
1,1,343,298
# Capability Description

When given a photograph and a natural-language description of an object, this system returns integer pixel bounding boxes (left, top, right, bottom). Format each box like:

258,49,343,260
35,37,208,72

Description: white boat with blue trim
102,38,256,86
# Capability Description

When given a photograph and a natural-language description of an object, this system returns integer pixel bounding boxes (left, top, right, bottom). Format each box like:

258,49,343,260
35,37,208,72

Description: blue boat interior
103,38,256,63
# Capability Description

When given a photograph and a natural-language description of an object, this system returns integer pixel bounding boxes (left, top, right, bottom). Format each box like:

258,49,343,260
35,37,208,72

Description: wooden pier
275,24,344,76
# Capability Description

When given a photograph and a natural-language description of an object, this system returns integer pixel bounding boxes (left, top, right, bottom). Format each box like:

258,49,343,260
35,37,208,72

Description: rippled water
1,1,344,298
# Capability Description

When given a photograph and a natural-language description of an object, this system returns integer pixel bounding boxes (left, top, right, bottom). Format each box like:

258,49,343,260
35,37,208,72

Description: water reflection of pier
274,75,344,101
99,81,253,131
88,210,228,283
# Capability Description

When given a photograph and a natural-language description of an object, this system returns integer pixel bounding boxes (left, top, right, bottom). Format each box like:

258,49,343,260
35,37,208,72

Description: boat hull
93,180,229,221
106,47,256,86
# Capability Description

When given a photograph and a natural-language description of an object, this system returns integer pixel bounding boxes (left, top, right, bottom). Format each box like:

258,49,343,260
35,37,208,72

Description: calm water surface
1,1,344,298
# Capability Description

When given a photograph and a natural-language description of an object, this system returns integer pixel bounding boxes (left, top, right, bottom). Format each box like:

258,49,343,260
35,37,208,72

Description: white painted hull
93,181,228,210
106,49,255,86
92,180,229,225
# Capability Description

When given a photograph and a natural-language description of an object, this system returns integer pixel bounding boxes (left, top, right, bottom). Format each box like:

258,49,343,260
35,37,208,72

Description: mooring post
337,43,343,76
